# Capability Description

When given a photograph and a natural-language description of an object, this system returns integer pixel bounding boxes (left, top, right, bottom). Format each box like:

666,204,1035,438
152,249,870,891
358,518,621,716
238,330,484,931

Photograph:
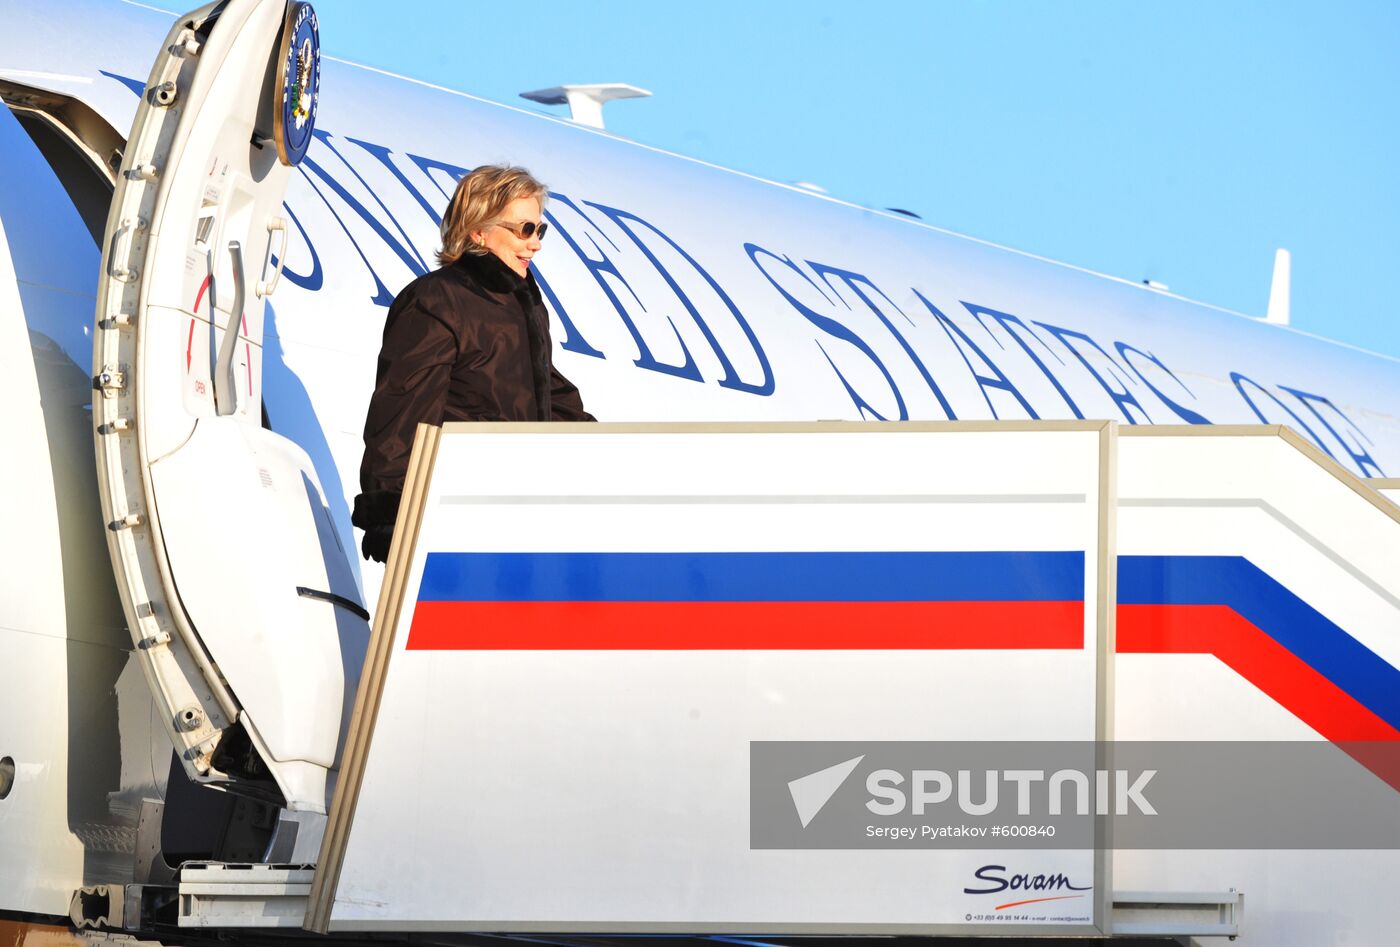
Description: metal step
175,862,1240,939
1111,890,1240,938
177,863,313,929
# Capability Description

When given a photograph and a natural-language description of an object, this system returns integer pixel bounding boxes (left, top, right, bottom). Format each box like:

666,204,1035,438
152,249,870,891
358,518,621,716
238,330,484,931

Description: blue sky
329,0,1400,359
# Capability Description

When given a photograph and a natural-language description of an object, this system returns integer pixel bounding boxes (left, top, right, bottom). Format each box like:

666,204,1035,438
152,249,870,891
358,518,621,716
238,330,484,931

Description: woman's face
475,196,543,277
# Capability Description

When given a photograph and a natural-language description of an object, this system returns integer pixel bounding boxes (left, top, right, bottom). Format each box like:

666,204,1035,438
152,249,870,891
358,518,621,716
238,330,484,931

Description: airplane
0,0,1397,944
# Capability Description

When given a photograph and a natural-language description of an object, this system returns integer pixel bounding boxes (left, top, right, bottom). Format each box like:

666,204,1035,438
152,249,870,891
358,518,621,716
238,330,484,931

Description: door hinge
149,28,199,107
108,513,143,531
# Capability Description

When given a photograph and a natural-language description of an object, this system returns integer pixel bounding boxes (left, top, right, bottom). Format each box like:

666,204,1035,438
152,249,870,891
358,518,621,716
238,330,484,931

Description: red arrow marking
188,275,212,374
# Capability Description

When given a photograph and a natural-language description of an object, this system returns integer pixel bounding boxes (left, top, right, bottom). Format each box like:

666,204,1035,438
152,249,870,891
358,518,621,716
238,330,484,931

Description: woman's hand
361,524,394,563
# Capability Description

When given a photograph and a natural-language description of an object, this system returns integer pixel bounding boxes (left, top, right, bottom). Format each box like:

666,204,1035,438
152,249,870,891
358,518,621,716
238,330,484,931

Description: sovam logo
963,864,1091,911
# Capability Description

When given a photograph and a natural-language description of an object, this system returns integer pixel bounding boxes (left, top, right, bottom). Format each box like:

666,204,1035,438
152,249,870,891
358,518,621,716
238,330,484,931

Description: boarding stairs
94,422,1400,942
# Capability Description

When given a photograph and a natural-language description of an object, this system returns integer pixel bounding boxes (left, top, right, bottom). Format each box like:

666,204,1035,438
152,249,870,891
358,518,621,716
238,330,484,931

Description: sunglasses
494,220,549,241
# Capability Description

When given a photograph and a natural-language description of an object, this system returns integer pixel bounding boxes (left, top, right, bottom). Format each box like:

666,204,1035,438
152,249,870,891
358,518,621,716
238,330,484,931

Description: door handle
108,217,148,283
214,241,245,417
256,215,288,298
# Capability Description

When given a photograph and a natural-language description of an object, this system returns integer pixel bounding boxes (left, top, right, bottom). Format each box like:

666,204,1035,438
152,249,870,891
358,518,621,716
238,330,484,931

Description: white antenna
1265,247,1291,326
519,83,651,130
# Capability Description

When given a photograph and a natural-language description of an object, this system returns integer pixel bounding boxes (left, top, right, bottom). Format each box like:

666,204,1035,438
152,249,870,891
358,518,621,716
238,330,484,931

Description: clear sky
327,0,1400,359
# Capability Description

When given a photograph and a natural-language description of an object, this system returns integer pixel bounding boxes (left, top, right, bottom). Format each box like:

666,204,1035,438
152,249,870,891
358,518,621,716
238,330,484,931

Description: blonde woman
353,165,593,562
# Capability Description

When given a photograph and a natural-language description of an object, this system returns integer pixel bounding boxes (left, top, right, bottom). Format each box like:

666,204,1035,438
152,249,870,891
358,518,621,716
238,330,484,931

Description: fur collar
453,250,541,303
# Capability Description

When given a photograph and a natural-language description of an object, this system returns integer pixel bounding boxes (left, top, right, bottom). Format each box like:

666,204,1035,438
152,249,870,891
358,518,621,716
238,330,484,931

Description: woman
352,164,594,562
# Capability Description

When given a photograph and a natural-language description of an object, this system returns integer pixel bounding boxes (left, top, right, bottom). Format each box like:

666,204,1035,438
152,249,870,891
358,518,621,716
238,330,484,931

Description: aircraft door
93,0,360,814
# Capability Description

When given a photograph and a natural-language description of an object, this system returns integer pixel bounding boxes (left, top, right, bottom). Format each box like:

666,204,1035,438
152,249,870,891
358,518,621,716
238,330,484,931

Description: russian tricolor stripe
404,548,1400,788
1118,555,1400,743
407,550,1086,651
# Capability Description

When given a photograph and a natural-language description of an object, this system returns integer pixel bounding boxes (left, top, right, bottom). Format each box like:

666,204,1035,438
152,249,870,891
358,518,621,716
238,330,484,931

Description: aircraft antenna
1265,247,1291,326
520,83,651,130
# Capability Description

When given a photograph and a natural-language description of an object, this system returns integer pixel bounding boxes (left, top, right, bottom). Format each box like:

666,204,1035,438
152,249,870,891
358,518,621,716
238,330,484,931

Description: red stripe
193,275,210,314
1118,604,1400,742
1118,604,1400,788
407,600,1084,651
995,894,1084,911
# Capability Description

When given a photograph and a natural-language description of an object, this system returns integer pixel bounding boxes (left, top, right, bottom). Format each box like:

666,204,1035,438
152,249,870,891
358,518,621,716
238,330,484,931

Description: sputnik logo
787,755,864,828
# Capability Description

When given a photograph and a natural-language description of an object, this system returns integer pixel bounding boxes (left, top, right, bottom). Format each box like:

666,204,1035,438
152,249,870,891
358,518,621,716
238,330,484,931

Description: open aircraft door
93,0,363,815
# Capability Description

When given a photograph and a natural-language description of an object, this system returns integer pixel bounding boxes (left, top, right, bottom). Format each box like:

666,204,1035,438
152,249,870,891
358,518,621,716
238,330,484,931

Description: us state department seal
274,1,320,167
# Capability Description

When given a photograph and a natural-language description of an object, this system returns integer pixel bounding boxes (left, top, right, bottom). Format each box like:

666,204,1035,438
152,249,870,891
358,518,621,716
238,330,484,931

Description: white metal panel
0,131,66,659
91,0,363,812
0,634,86,914
0,104,142,916
149,420,351,771
1114,654,1317,740
1113,428,1400,947
0,202,85,908
321,423,1110,934
1118,431,1399,684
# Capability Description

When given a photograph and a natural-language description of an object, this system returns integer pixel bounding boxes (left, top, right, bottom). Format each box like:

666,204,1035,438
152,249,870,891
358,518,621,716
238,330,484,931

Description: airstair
101,421,1400,943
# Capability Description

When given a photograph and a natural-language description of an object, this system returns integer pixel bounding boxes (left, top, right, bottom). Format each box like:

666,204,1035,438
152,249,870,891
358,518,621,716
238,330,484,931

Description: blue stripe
1120,555,1400,733
418,551,1084,604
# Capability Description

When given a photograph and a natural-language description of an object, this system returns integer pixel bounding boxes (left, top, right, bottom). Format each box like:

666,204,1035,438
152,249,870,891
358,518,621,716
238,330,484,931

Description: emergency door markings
187,274,210,373
1118,554,1400,789
187,275,253,395
407,550,1087,651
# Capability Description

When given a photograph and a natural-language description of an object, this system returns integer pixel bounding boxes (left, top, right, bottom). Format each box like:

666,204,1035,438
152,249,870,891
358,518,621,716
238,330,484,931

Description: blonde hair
437,164,549,267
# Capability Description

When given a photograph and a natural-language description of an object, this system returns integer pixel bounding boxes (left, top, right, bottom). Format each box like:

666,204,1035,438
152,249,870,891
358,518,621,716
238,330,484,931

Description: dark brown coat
352,251,593,550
